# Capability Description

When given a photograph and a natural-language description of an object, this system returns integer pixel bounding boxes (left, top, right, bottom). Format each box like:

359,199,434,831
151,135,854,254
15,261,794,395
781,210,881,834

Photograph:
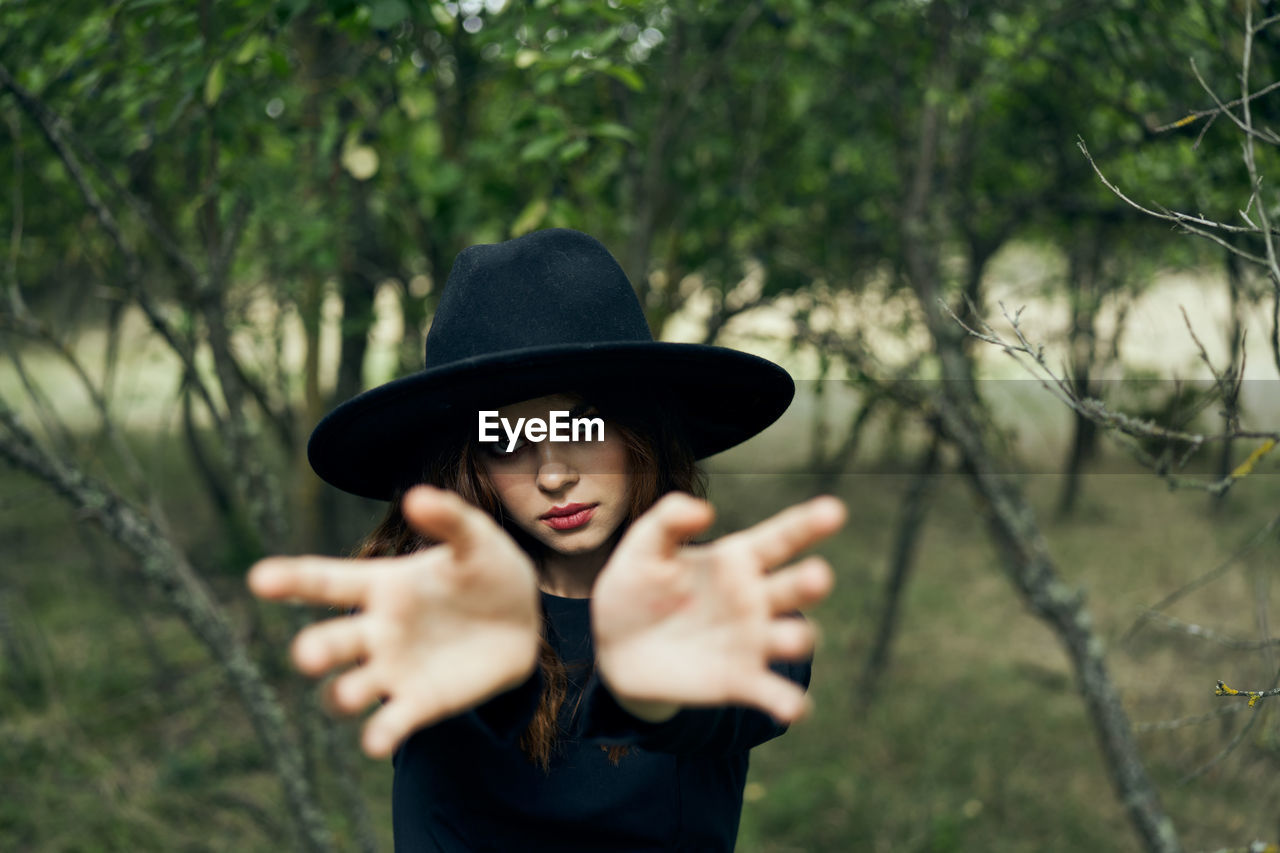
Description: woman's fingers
291,616,369,676
621,492,716,561
764,556,835,614
402,485,492,555
720,496,846,571
361,697,421,759
325,664,383,715
247,557,371,607
765,615,819,661
739,671,813,725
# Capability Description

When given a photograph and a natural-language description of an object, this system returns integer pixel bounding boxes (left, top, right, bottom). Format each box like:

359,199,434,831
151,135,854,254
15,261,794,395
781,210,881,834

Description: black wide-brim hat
308,228,794,500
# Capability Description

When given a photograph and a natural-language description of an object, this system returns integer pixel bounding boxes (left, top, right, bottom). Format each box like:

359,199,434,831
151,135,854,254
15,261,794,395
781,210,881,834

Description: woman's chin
537,528,614,555
544,537,607,555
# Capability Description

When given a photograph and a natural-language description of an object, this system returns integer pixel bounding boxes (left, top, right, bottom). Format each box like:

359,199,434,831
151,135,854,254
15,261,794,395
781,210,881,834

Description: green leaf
591,29,620,55
234,34,267,65
558,137,589,163
268,48,290,77
511,198,549,236
601,64,644,92
430,3,456,30
591,122,636,143
203,60,225,107
370,0,409,29
426,161,464,195
519,132,567,162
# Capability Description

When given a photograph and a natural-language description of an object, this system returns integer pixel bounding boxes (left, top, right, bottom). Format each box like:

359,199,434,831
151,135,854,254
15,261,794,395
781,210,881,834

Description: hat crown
424,229,653,367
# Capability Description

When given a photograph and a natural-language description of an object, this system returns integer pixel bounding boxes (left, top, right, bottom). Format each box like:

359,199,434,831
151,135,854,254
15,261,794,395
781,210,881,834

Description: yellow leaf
1231,438,1277,479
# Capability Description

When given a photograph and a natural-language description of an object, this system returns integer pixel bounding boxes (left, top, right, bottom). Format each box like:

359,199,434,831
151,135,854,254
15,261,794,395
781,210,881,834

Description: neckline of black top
539,589,591,619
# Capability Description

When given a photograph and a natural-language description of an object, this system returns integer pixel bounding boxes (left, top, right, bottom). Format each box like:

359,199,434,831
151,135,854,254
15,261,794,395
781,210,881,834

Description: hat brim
307,341,794,500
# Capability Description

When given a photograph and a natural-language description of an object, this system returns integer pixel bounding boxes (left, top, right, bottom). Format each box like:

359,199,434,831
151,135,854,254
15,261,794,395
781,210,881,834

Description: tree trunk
897,14,1179,844
933,388,1180,853
1058,228,1103,517
857,430,941,707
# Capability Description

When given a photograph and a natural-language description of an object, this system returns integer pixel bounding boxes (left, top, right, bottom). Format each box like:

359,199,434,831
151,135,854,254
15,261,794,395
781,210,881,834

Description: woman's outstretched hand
590,493,845,726
246,485,540,759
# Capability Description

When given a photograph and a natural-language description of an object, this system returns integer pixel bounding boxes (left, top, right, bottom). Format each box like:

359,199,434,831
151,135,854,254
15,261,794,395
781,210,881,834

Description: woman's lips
541,503,597,531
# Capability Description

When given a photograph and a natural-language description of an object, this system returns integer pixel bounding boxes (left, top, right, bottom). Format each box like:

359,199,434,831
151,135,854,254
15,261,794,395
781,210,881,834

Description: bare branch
1140,609,1280,652
1133,703,1247,733
942,298,1280,496
1214,678,1280,706
1153,80,1280,133
1125,510,1280,642
1194,842,1280,853
0,403,334,852
1237,2,1280,375
1187,57,1280,146
927,387,1180,852
1180,669,1280,783
1077,138,1269,242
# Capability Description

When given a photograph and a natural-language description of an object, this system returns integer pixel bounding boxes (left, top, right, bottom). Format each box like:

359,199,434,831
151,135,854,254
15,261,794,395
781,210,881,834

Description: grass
729,466,1280,852
2,434,1279,851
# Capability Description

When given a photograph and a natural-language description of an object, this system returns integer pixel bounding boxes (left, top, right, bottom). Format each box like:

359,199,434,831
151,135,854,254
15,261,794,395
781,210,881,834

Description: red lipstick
540,503,597,531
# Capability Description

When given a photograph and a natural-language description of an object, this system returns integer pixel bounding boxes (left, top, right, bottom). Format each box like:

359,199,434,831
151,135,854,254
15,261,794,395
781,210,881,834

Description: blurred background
3,0,1280,850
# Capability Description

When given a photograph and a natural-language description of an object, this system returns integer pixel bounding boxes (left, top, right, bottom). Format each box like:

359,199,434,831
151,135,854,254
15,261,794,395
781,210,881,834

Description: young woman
248,228,845,851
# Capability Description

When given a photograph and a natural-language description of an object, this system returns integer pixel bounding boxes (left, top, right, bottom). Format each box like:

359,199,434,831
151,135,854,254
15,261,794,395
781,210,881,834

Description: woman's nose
535,446,579,493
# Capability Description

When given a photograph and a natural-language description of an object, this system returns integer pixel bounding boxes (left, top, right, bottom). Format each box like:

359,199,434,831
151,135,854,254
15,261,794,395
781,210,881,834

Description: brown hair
353,388,707,771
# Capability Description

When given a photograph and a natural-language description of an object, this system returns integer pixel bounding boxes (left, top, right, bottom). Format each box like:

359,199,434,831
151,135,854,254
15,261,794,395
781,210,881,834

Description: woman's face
476,392,631,557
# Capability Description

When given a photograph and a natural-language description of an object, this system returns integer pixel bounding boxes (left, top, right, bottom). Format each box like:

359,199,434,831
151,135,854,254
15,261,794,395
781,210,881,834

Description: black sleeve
570,609,815,757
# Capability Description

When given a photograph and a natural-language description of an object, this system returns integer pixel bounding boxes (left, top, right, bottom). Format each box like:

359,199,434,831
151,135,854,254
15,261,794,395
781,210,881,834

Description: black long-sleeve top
391,590,812,852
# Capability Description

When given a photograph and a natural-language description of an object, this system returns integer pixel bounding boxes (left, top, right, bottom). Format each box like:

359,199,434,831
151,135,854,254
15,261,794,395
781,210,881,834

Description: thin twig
1140,609,1280,652
938,298,1280,480
1187,56,1280,146
1124,510,1280,644
1180,669,1280,783
1078,138,1270,240
1154,78,1280,133
1238,1,1280,376
1133,703,1247,733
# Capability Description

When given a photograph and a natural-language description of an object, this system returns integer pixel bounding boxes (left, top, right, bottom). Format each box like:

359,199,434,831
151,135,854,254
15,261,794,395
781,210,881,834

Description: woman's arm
586,493,843,751
247,485,542,758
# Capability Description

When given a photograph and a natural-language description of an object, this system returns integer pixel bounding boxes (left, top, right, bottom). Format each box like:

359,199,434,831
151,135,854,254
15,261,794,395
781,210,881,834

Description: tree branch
0,403,334,852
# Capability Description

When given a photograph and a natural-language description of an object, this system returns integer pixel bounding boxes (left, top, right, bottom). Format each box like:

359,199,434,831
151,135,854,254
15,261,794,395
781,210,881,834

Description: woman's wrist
596,660,681,723
614,695,680,724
